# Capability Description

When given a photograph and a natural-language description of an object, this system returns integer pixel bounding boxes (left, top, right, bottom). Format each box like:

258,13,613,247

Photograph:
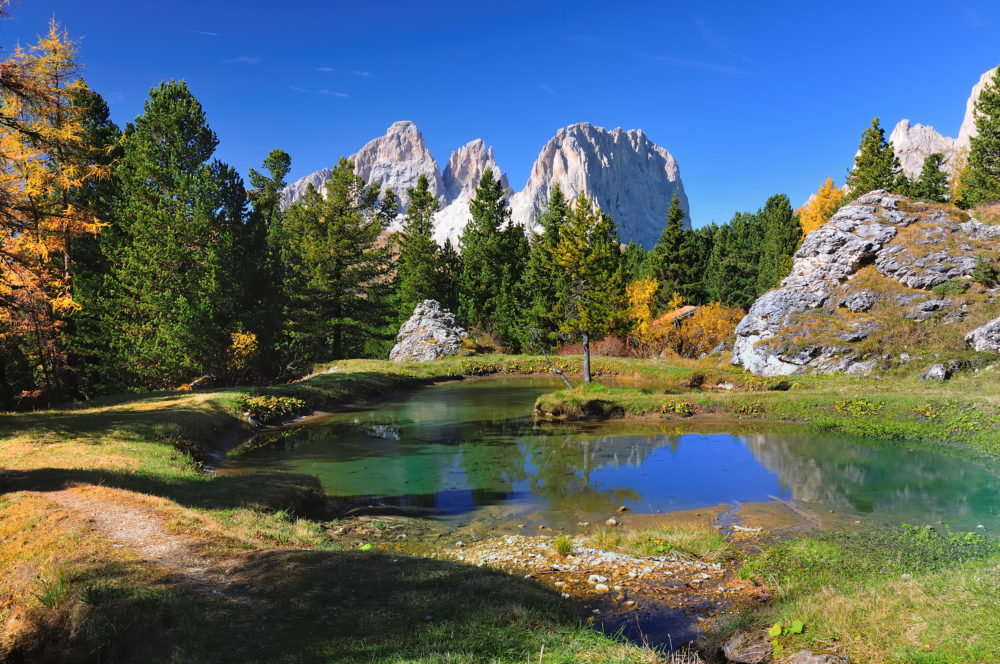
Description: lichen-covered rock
966,315,1000,353
920,364,949,381
389,300,467,362
788,650,849,664
732,190,1000,376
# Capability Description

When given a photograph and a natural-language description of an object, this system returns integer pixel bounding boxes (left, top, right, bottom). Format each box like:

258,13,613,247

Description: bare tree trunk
582,331,591,383
540,344,572,389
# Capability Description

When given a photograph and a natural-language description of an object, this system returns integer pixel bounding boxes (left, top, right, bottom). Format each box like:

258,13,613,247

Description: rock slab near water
390,300,467,362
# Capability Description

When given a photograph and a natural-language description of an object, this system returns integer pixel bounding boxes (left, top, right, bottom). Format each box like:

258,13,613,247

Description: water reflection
221,379,1000,531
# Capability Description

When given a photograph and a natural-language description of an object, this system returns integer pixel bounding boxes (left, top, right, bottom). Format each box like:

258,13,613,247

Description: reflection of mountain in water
741,434,1000,525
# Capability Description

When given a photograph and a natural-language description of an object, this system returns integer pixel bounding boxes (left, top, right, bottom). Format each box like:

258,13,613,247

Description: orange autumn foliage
800,177,844,238
666,301,745,358
0,20,110,390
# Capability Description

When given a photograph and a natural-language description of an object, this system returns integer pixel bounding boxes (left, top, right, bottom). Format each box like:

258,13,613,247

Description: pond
220,378,1000,534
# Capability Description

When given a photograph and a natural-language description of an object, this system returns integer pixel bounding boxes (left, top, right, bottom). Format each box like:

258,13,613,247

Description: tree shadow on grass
18,548,610,664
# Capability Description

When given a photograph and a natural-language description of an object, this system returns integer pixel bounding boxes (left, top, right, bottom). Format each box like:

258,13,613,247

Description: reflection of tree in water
520,430,680,514
742,433,1000,523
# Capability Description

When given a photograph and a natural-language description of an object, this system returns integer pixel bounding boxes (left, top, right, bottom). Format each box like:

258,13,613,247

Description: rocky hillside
732,190,1000,376
281,121,687,248
890,66,996,179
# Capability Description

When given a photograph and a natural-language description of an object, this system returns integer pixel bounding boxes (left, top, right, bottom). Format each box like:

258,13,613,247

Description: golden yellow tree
0,20,109,393
625,276,658,356
799,177,844,237
949,147,969,205
672,302,745,358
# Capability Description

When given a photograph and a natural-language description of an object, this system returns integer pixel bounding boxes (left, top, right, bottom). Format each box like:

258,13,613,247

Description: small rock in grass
605,517,619,526
617,505,630,512
919,363,949,381
594,583,609,592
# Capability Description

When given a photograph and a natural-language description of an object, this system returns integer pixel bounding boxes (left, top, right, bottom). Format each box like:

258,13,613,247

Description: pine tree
846,118,907,200
621,241,648,284
523,184,569,340
725,211,764,308
911,153,949,202
457,167,529,349
101,80,240,388
678,225,715,304
756,194,802,294
396,174,441,315
281,157,396,364
960,66,1000,207
704,224,730,303
435,238,461,313
644,192,686,307
244,148,292,376
554,194,626,382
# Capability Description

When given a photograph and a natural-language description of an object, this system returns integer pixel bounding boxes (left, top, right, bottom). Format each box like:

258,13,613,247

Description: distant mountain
281,121,688,249
889,66,996,179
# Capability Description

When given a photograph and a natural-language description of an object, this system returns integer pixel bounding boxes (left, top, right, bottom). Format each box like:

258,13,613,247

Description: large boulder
732,190,1000,376
389,300,468,362
966,315,1000,353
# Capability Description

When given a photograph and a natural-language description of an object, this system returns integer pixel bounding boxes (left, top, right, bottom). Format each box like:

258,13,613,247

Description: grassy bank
0,355,672,663
722,525,1000,663
534,367,1000,461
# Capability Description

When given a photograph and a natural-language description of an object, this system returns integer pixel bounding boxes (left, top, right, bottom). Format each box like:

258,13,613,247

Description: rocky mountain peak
510,122,689,249
890,65,997,179
348,120,443,210
441,138,511,200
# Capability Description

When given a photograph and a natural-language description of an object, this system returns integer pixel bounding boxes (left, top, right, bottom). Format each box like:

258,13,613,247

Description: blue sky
4,1,998,227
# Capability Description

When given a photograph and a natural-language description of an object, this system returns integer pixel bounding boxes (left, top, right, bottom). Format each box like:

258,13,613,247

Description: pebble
561,593,570,599
588,574,608,584
624,600,635,606
455,541,464,547
613,585,623,591
605,517,619,526
594,583,609,592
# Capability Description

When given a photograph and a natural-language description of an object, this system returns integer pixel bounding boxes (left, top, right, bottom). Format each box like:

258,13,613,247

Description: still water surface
221,379,1000,532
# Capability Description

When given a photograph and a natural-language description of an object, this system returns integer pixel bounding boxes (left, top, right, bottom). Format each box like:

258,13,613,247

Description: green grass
590,525,734,562
727,526,1000,664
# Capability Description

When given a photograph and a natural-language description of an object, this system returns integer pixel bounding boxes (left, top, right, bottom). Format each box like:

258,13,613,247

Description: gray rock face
389,300,468,362
731,191,900,376
890,66,997,179
349,121,443,211
434,139,512,246
965,315,1000,353
839,289,880,313
279,168,330,210
510,123,688,248
788,651,848,664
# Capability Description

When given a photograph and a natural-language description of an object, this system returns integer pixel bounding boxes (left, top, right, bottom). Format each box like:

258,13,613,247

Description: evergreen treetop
960,66,1000,207
846,117,907,200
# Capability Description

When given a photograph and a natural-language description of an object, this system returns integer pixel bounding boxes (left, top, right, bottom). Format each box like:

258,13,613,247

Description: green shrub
237,394,308,424
931,279,965,297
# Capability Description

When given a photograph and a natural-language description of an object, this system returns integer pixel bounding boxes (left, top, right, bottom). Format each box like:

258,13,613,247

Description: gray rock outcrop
890,65,997,179
732,190,1000,376
389,300,468,362
965,315,1000,353
510,123,689,248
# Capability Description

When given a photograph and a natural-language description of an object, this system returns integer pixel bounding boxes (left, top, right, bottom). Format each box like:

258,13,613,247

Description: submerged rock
389,300,467,362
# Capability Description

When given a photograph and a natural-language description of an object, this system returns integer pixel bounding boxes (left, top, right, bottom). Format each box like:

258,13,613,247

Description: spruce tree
704,224,729,303
457,167,529,349
846,117,908,200
911,153,949,202
435,238,461,313
554,194,626,382
756,194,802,294
644,192,686,306
396,173,441,315
621,241,648,284
960,66,1000,207
523,184,569,340
678,225,715,304
281,157,396,364
102,81,241,388
245,148,292,376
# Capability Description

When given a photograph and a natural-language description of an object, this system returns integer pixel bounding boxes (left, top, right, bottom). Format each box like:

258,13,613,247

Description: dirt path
47,487,240,596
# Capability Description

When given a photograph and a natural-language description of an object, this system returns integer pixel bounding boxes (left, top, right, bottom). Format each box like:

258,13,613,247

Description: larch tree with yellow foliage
799,177,844,238
0,20,108,397
625,276,659,356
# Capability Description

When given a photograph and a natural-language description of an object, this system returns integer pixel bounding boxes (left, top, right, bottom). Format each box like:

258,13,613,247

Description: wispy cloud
953,0,982,27
352,70,371,78
191,30,219,37
643,53,744,74
538,82,558,97
224,55,262,65
689,12,727,51
315,66,335,72
291,85,348,98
